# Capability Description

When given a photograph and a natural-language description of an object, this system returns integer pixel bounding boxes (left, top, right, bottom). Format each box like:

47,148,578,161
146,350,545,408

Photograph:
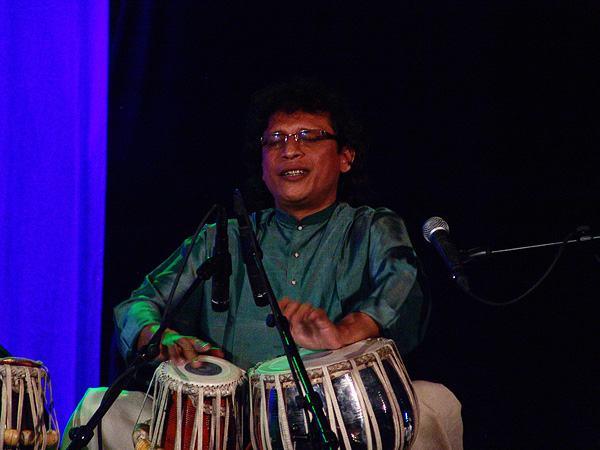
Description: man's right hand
137,324,224,364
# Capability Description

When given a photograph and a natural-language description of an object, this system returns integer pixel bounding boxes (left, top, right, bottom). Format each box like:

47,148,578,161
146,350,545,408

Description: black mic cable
422,216,585,307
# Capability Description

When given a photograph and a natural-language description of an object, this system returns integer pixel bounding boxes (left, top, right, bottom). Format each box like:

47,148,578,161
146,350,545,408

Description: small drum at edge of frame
137,357,247,450
0,358,60,450
248,338,419,450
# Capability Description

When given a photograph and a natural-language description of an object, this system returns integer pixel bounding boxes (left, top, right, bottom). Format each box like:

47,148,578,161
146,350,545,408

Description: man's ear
340,146,355,173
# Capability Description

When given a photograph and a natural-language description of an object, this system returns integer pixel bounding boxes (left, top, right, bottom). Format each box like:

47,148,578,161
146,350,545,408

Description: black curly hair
242,78,371,212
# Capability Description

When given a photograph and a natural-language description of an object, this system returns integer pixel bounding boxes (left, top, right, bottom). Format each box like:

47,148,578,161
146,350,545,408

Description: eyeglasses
261,129,338,148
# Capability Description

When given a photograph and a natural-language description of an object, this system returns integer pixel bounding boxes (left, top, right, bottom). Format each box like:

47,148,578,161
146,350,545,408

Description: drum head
253,338,391,375
161,356,244,387
0,357,43,368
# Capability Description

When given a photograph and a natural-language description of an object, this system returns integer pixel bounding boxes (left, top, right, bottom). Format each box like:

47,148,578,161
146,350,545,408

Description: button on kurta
297,225,303,230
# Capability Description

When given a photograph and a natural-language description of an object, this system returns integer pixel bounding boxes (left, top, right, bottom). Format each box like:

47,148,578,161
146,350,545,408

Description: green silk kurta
114,202,426,371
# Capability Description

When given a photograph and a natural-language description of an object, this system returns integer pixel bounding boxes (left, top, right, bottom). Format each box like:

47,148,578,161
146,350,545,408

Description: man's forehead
266,110,333,130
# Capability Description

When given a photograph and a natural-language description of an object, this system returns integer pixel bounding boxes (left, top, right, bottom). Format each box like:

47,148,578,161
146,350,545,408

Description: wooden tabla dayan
0,358,60,450
134,356,247,450
248,338,419,450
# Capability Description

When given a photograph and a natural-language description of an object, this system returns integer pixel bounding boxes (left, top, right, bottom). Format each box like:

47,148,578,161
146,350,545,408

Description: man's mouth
281,169,308,177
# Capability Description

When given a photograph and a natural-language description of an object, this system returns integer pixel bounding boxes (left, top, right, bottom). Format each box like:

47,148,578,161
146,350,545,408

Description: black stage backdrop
103,2,600,449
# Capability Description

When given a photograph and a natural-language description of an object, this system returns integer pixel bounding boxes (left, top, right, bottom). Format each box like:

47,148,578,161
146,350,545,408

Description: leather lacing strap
42,364,59,441
322,371,336,443
209,389,218,450
25,369,44,450
221,388,230,450
196,385,206,450
188,385,200,450
150,373,170,448
24,370,36,449
0,365,11,450
322,368,349,450
349,360,378,450
274,377,293,450
175,383,183,450
258,378,270,450
248,381,258,450
389,350,420,449
372,352,402,450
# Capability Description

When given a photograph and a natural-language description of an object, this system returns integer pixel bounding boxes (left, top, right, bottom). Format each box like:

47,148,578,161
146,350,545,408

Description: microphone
233,190,270,307
211,205,232,312
422,216,470,292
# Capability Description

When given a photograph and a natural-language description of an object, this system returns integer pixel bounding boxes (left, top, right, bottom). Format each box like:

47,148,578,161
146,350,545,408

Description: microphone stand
461,226,600,264
233,190,339,450
453,225,600,306
66,217,228,450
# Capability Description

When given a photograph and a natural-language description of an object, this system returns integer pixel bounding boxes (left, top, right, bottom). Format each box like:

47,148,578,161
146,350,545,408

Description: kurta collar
274,202,339,227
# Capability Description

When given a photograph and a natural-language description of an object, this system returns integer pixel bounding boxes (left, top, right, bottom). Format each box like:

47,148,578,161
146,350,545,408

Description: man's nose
280,137,303,159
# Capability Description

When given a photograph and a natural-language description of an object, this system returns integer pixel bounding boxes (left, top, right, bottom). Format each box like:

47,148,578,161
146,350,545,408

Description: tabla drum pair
0,358,60,450
141,338,418,450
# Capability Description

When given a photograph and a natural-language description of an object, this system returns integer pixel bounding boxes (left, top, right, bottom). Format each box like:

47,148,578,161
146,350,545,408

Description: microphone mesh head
422,216,450,243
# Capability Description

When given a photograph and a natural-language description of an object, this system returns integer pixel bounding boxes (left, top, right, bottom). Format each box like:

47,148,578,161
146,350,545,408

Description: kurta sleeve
345,208,427,353
113,230,210,363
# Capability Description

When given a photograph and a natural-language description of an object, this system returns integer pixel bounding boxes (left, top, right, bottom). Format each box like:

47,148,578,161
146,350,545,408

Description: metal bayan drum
137,357,247,450
249,338,419,450
0,358,60,450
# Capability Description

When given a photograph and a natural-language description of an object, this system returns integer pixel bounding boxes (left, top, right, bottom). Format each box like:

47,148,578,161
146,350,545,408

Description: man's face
261,111,354,219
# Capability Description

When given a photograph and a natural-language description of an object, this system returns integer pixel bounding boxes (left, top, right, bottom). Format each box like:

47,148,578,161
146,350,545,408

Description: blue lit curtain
0,2,107,429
